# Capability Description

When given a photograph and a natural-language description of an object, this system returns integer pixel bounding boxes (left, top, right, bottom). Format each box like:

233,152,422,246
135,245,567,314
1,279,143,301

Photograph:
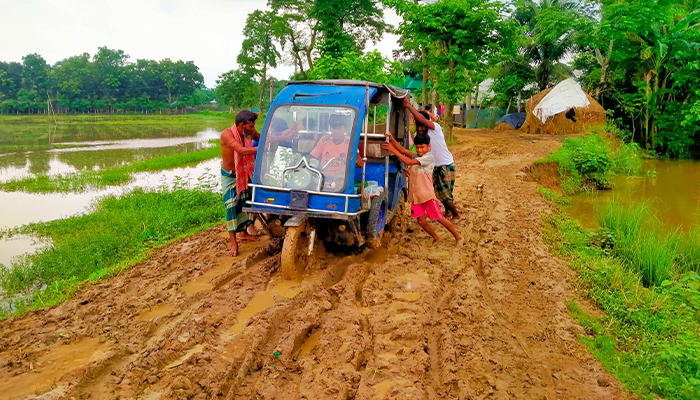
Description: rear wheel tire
281,221,310,280
387,189,409,233
365,195,387,249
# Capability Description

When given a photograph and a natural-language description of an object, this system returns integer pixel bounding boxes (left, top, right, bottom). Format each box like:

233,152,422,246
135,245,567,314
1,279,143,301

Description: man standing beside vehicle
397,97,461,220
221,110,261,257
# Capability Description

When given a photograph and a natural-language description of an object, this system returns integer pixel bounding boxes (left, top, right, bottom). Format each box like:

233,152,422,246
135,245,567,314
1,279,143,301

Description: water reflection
0,158,222,231
566,159,700,231
0,235,51,269
0,129,220,182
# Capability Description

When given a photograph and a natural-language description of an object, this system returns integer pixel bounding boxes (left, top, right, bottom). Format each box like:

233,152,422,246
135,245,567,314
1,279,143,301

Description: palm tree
514,0,580,91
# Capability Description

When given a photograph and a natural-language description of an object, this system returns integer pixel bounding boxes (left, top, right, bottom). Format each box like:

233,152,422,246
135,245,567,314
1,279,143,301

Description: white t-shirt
426,124,454,167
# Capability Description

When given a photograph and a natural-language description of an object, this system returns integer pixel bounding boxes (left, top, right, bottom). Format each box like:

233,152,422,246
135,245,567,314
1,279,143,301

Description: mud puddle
0,337,110,399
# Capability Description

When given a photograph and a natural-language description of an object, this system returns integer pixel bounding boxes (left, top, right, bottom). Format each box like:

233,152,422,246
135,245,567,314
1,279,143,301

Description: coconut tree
514,0,586,91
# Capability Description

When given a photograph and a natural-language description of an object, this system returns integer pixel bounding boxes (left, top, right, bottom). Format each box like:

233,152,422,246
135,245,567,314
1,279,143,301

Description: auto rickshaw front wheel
281,220,311,280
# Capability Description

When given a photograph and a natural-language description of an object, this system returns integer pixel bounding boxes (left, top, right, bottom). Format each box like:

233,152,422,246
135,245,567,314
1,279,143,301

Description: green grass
538,133,645,194
544,211,700,399
0,142,223,193
0,185,224,318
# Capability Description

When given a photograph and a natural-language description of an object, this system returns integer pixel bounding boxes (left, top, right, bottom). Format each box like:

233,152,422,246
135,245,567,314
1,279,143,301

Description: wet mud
0,129,630,399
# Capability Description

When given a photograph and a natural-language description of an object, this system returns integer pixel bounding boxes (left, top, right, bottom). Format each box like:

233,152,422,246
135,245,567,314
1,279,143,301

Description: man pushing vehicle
387,97,461,220
221,110,261,257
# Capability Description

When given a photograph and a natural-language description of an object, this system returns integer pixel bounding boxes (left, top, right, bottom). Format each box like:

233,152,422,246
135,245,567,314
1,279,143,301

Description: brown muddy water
566,159,700,231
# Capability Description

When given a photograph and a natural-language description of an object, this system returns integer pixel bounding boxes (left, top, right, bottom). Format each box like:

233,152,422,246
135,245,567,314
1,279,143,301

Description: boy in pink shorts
383,134,463,245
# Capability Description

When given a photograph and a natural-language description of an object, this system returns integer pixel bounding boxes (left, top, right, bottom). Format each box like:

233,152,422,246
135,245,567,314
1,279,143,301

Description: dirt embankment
0,129,629,400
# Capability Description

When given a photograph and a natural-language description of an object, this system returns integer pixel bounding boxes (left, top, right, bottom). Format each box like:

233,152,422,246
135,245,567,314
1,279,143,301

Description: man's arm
382,143,419,166
251,129,261,141
403,97,435,130
223,129,258,156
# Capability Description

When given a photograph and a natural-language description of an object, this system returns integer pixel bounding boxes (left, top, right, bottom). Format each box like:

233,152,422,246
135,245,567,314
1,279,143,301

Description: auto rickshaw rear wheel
281,220,310,280
365,194,387,249
387,189,408,233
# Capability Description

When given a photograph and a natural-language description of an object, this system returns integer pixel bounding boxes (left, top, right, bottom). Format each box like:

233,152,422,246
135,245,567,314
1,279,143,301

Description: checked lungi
221,167,253,233
433,163,456,203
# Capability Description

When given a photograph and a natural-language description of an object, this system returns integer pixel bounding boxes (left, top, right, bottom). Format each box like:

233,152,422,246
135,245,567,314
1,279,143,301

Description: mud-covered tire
281,221,310,280
387,189,408,233
365,194,387,249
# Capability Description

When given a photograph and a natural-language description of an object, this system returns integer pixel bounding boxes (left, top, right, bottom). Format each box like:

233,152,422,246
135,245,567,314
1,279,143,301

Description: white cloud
0,0,403,87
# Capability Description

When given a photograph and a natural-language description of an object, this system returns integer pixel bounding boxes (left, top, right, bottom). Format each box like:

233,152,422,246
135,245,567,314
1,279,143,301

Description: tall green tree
269,0,319,77
390,0,518,140
312,0,389,57
237,10,283,111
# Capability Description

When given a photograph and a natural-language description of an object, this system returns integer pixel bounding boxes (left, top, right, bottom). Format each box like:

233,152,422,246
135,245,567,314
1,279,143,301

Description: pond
566,159,700,231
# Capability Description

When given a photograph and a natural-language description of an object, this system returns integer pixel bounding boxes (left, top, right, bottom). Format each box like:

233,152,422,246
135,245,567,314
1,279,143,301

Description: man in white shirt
401,97,461,220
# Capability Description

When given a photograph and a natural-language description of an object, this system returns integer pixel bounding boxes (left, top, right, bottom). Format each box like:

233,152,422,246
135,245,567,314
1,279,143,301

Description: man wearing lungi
401,97,461,220
221,110,261,256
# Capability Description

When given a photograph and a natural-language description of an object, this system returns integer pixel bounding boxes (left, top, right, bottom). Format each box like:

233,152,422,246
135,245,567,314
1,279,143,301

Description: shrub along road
0,129,628,399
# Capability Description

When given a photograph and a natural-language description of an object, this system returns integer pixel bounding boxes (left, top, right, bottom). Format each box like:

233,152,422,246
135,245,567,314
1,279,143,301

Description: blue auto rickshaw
243,80,411,279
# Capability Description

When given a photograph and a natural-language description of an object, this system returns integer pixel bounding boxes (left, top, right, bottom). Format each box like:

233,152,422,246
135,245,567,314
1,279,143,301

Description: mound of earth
520,89,606,135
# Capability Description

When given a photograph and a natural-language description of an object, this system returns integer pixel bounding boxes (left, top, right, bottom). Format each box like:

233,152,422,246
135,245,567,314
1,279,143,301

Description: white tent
533,78,590,123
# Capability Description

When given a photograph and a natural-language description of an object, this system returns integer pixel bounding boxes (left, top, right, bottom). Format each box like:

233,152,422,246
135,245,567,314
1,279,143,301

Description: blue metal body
245,81,407,243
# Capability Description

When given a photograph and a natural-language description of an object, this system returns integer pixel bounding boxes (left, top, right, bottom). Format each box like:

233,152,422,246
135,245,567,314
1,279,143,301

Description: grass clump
539,133,644,194
544,211,700,399
0,185,224,317
0,142,222,193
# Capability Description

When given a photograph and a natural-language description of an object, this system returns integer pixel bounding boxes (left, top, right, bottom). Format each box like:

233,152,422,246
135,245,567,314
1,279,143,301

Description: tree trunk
259,63,268,112
444,58,455,142
422,49,428,107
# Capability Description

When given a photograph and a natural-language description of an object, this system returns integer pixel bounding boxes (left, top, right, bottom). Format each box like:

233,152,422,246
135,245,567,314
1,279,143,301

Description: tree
215,70,261,110
312,0,389,58
93,47,129,112
390,0,519,141
513,0,591,91
21,53,49,93
309,50,404,83
237,10,283,111
269,0,319,77
625,9,700,150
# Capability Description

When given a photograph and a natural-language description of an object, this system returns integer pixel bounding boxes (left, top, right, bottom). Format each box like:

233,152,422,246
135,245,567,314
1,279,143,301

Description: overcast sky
0,0,402,87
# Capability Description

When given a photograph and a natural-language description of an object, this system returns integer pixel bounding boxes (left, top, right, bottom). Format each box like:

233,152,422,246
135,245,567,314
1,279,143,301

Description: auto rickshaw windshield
257,105,358,193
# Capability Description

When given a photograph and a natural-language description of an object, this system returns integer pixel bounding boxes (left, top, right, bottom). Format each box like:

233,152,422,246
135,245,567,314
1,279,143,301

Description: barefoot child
383,134,463,245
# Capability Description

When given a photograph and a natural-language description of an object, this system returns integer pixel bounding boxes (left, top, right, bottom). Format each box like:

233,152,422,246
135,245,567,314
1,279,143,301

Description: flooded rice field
0,124,224,269
566,159,700,231
0,129,220,182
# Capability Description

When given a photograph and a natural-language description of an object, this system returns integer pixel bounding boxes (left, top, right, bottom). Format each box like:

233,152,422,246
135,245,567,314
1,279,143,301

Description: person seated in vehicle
310,115,363,190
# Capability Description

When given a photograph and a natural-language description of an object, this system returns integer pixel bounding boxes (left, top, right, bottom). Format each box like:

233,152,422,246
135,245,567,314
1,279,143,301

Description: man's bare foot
247,225,262,236
228,245,239,257
237,232,259,242
455,233,464,246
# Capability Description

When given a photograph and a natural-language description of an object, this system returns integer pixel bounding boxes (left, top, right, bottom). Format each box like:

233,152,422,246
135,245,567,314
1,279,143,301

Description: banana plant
626,9,700,149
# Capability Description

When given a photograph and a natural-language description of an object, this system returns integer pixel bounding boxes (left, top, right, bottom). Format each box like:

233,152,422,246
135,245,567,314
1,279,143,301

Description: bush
544,134,614,192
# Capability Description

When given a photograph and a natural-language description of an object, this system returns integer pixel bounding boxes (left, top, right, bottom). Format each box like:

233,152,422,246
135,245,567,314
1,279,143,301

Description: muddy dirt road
0,129,628,399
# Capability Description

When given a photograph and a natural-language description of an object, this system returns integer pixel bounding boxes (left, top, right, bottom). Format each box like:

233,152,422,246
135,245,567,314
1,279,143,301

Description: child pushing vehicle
382,134,463,245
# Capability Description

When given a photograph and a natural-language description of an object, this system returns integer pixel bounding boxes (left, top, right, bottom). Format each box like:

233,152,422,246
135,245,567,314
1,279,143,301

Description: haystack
520,79,606,135
494,122,512,131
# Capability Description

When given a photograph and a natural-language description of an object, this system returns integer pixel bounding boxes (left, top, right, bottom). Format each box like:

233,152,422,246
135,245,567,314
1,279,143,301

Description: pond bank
531,133,700,399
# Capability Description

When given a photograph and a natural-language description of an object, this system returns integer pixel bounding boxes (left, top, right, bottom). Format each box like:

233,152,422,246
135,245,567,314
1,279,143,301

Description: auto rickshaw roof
287,80,410,103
